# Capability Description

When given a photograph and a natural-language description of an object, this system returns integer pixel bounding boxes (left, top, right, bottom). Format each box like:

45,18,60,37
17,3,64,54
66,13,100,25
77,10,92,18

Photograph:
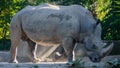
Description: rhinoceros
9,3,113,65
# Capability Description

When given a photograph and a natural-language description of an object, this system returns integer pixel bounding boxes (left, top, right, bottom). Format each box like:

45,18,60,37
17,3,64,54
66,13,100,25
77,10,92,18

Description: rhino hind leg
26,39,40,63
62,37,76,65
9,24,21,63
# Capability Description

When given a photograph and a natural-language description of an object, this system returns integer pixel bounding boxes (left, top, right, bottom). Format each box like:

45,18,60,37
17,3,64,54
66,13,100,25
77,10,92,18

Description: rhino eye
93,44,97,49
93,44,96,48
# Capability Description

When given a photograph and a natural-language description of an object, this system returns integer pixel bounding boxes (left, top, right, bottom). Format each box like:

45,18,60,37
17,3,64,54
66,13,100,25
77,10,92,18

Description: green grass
107,58,120,68
72,59,85,68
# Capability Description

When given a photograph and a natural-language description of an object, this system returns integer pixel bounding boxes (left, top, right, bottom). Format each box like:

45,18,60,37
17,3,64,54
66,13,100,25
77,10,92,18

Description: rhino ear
93,19,100,30
96,19,100,25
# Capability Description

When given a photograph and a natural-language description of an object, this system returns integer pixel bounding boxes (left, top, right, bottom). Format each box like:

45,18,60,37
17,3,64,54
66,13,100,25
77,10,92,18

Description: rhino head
84,41,113,62
83,19,114,62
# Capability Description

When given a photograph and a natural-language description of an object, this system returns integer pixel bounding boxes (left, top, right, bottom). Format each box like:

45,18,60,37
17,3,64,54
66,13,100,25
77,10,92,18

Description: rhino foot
33,58,41,63
9,59,18,63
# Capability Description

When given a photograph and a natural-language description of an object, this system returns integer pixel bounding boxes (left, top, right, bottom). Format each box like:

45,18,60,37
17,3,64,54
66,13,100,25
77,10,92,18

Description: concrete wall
0,62,69,68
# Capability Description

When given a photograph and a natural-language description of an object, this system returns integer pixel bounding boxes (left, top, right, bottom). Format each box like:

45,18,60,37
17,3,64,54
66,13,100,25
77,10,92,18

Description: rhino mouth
88,53,101,62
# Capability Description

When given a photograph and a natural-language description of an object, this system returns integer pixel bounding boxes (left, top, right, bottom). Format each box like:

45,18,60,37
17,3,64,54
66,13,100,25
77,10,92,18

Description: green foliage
97,0,120,40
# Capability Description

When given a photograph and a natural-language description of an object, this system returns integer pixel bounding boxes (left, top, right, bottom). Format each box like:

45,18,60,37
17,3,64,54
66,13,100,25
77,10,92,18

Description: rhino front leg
27,39,40,63
62,37,75,65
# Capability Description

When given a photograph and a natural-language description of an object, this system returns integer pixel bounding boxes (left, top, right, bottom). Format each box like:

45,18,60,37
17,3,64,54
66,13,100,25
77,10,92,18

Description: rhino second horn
100,43,114,57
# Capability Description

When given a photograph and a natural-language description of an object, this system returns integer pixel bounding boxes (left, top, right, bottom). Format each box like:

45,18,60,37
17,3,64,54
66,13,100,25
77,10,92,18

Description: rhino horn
100,42,114,57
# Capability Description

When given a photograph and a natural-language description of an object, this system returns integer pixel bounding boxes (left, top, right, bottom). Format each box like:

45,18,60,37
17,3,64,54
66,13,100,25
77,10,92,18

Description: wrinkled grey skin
9,3,113,65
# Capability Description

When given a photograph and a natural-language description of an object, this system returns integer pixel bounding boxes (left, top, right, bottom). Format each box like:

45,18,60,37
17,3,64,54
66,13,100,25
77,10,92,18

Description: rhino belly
23,27,61,46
